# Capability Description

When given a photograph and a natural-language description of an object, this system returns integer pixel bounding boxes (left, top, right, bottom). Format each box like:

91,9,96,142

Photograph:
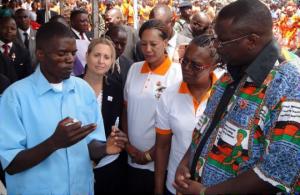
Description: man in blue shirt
0,22,127,195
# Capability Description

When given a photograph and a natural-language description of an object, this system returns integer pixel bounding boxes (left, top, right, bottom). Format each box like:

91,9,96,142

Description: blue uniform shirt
0,67,106,195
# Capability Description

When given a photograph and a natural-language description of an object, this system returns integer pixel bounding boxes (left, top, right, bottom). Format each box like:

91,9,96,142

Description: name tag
107,96,113,102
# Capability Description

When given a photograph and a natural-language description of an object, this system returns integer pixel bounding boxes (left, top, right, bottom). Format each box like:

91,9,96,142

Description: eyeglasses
213,34,252,48
180,58,211,72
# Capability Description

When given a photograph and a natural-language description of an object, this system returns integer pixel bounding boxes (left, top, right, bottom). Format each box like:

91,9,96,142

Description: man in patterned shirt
174,0,300,194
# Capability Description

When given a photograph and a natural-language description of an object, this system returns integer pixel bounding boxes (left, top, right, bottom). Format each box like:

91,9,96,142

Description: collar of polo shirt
140,56,172,76
179,72,218,112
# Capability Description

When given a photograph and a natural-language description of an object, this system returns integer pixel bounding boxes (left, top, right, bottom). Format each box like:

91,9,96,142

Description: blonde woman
82,38,127,194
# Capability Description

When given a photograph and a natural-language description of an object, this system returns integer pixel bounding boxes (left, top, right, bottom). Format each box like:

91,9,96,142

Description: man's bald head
149,4,174,38
190,12,211,36
149,4,173,24
191,12,210,24
105,8,124,27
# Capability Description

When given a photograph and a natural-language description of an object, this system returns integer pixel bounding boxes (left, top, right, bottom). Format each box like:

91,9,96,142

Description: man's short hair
36,22,74,50
105,24,127,38
14,8,28,16
0,16,15,27
217,0,272,36
70,9,88,22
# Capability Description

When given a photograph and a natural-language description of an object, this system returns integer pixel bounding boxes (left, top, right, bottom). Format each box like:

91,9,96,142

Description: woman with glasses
154,35,220,195
123,19,182,194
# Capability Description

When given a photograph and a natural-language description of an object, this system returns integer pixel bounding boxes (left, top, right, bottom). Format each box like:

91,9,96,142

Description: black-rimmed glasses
213,34,252,48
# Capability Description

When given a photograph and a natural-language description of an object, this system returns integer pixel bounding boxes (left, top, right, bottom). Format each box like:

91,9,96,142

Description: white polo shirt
124,57,182,171
155,73,217,193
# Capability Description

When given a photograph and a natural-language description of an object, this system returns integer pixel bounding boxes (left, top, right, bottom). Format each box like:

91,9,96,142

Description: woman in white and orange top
154,35,221,195
123,19,182,194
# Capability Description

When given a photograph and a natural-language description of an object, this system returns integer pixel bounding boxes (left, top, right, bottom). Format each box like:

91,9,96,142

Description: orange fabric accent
178,81,189,94
140,57,172,76
273,125,298,136
240,86,257,94
254,129,263,139
208,152,226,162
192,98,200,113
178,73,218,113
155,127,172,135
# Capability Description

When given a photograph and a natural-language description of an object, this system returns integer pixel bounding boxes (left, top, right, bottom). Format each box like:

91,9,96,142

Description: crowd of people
0,0,299,195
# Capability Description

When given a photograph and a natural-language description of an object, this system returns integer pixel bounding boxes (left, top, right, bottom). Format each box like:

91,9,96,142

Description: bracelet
200,187,206,195
145,152,152,161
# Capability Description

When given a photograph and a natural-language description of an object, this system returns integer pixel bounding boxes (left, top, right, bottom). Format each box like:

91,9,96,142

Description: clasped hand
126,144,150,165
173,164,206,195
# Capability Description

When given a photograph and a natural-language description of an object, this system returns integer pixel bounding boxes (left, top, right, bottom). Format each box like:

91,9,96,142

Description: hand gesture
106,126,128,155
50,117,96,150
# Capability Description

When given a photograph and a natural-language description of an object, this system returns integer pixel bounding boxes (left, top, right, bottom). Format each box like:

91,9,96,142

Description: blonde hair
86,37,117,73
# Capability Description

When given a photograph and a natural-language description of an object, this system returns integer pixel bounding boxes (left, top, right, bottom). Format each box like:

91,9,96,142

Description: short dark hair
49,15,69,27
191,34,214,48
139,19,169,40
105,24,127,38
216,0,272,36
36,22,74,50
70,9,88,22
49,15,65,22
0,16,15,26
14,8,27,16
190,34,220,66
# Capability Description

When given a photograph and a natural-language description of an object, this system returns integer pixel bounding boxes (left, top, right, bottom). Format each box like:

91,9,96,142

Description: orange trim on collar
178,81,190,94
179,72,218,114
140,57,172,76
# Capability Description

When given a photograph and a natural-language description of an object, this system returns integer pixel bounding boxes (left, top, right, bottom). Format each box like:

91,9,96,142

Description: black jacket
0,41,33,84
71,30,94,41
109,55,133,89
101,76,123,136
36,9,58,25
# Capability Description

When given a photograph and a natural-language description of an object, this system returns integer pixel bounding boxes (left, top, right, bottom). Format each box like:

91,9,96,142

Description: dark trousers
94,152,127,195
127,165,154,195
0,163,5,186
165,187,175,195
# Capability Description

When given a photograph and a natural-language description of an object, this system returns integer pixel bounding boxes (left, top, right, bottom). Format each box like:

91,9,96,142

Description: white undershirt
50,82,63,92
95,90,119,169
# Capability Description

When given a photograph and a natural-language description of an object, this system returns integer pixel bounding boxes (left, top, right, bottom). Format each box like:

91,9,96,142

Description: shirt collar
178,72,218,111
140,56,172,76
245,40,279,87
168,31,177,48
178,72,218,95
33,65,76,96
18,28,30,35
0,40,13,48
71,28,84,38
